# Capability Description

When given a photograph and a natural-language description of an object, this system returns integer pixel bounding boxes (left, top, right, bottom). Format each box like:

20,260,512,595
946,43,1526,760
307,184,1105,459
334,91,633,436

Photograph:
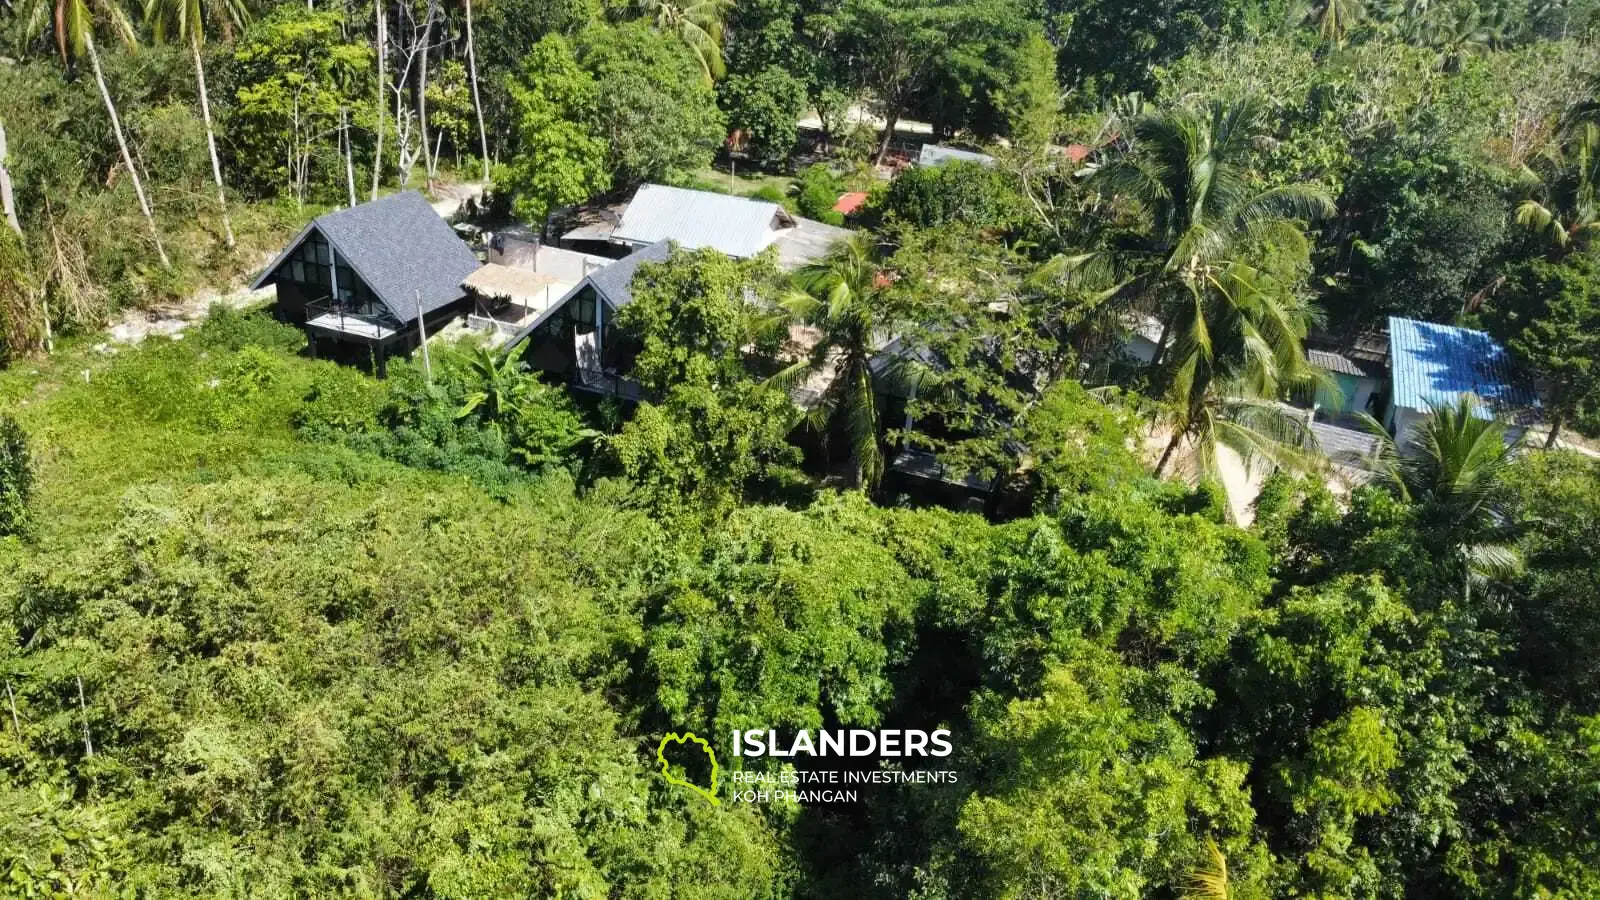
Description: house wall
1316,373,1381,416
488,233,541,268
1123,334,1159,365
1390,405,1422,448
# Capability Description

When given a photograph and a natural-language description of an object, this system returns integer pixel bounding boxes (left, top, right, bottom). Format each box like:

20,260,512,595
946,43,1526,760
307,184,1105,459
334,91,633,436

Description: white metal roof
610,184,794,258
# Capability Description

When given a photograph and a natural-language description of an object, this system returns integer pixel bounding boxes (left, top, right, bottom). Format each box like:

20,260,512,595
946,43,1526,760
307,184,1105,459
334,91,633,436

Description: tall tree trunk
191,34,235,249
874,106,901,166
1154,430,1183,477
372,0,386,201
465,0,489,184
417,1,435,191
1149,309,1174,369
342,107,358,207
1545,413,1565,449
87,36,169,268
0,119,20,236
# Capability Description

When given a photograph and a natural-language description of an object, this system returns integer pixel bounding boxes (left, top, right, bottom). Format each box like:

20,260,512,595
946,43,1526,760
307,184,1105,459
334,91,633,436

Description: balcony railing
305,296,403,340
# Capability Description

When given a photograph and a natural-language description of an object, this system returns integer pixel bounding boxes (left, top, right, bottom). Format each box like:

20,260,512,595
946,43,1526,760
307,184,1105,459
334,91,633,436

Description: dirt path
102,252,277,346
431,181,485,220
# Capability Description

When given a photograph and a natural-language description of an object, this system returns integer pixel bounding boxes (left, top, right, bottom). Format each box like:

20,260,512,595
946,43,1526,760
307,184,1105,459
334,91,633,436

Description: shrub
293,367,384,442
750,185,788,205
0,415,33,537
792,164,844,221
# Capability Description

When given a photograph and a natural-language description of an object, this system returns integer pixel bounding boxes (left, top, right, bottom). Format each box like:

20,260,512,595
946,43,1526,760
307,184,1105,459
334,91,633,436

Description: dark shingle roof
505,241,672,349
588,240,672,309
253,192,479,322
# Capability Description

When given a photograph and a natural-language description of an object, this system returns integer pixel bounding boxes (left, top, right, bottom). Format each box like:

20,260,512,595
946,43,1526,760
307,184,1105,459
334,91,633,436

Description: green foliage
1479,254,1600,442
498,33,609,224
221,6,372,204
608,247,801,512
617,246,776,394
1329,131,1512,328
873,160,1020,231
791,163,845,222
719,65,807,163
0,227,41,363
577,21,727,186
644,495,916,738
0,415,32,537
957,644,1267,900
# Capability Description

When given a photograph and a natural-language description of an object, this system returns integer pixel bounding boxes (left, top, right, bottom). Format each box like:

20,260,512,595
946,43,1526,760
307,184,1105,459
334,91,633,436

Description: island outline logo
657,732,720,806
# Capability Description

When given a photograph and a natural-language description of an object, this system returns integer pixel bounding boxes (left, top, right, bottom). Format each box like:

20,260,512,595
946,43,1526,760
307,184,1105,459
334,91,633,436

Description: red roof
1063,144,1091,163
833,191,869,215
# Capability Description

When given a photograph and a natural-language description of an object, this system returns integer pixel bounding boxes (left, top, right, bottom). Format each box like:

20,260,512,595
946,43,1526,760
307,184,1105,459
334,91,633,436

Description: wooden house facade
252,191,481,373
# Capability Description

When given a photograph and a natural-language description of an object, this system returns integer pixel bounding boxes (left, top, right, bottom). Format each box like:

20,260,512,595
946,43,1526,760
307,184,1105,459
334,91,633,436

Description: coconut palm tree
1152,261,1324,479
1515,121,1600,253
20,0,171,267
640,0,729,83
1088,99,1334,369
1303,0,1367,43
1361,395,1523,596
144,0,248,249
766,235,895,488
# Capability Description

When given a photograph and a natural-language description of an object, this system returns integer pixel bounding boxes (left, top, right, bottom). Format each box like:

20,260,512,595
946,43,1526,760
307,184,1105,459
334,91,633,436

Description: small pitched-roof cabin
507,241,671,399
1384,316,1537,446
591,184,851,270
252,192,481,372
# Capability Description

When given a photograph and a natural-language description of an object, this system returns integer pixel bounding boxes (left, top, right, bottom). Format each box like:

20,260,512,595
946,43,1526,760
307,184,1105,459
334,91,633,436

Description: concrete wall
1317,373,1381,416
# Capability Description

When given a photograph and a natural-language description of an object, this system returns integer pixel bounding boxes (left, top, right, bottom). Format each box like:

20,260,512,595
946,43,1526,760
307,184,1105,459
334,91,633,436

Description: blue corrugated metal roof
1387,316,1534,415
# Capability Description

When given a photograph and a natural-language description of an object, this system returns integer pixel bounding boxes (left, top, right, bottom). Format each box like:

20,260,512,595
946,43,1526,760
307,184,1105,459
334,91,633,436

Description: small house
252,192,480,372
1384,316,1536,445
1307,348,1382,418
597,184,850,270
506,241,673,398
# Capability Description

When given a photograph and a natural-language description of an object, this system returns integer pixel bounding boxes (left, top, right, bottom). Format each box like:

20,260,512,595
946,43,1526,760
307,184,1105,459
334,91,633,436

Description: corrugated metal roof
253,192,480,323
611,184,791,257
1308,349,1367,377
917,144,996,167
1387,316,1534,414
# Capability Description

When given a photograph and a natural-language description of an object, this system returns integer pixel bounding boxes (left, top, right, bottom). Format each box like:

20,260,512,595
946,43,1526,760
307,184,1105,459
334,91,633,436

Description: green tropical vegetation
5,0,1600,895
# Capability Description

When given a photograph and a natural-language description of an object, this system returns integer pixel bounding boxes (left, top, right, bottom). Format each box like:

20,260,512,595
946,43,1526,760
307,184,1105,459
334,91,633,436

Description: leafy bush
0,415,32,537
749,185,788,205
292,366,385,441
792,163,844,221
871,160,1021,231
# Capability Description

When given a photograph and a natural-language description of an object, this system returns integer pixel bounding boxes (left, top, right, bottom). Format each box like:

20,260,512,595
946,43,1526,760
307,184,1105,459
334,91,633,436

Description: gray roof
253,192,480,322
774,217,854,271
506,241,672,348
611,184,795,257
917,144,996,167
587,240,673,310
1387,316,1535,415
1308,349,1368,378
